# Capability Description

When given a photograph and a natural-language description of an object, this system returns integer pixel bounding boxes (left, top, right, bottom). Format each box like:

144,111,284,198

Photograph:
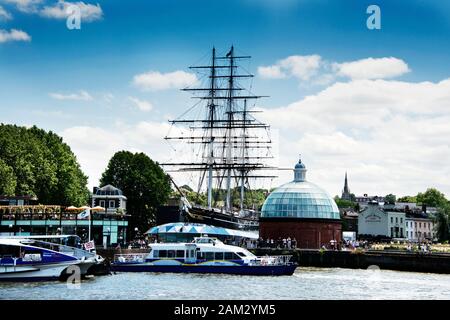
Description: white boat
112,236,297,276
0,235,98,281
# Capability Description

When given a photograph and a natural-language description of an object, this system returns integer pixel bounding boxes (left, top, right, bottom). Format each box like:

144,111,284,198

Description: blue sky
1,0,450,197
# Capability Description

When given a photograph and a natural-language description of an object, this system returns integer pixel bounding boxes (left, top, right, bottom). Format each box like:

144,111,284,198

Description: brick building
259,159,342,249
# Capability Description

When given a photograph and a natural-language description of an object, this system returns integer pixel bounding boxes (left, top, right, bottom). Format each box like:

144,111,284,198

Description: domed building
260,159,341,249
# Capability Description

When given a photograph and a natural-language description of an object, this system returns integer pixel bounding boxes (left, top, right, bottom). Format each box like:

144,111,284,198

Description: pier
97,248,450,274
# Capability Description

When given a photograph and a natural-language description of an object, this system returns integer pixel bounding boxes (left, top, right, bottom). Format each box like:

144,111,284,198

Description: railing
252,255,293,266
114,253,147,263
55,244,96,260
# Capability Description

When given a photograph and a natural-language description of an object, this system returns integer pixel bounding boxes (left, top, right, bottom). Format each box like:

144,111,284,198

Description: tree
435,203,450,242
0,124,89,205
385,194,396,205
0,159,16,196
416,188,447,207
397,195,417,203
334,196,358,210
100,151,172,236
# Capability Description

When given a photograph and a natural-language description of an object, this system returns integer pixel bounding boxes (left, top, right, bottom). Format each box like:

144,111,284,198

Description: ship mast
163,46,276,214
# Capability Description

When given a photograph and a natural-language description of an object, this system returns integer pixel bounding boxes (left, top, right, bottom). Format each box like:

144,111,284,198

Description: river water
1,267,450,300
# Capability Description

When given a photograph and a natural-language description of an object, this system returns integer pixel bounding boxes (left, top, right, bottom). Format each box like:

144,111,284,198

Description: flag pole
88,208,91,242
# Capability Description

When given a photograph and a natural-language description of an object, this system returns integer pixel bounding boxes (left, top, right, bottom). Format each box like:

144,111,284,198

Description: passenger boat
0,235,98,281
111,236,297,276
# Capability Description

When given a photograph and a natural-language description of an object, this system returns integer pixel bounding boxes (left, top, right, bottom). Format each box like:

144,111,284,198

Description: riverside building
358,201,406,239
259,159,342,249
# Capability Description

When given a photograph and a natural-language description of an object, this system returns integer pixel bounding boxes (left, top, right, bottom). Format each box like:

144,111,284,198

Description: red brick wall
259,220,342,249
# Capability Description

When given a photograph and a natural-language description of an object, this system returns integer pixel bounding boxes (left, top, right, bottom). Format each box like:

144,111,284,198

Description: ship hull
111,263,297,276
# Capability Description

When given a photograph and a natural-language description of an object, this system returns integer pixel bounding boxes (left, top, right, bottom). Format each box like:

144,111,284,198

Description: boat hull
0,260,96,282
111,263,297,276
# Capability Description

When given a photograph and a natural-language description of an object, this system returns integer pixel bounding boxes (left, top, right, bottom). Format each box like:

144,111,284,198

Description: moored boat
111,236,297,276
0,235,98,281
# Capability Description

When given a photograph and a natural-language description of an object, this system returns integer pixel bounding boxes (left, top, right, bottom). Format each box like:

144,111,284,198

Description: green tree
397,195,417,203
385,194,396,205
0,124,89,205
334,196,358,210
100,151,172,236
0,159,16,195
435,203,450,242
416,188,447,207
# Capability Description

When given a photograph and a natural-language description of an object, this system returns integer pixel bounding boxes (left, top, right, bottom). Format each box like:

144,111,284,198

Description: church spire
341,172,351,200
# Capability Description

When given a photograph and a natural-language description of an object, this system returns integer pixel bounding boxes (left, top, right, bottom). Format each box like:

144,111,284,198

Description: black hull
184,207,259,231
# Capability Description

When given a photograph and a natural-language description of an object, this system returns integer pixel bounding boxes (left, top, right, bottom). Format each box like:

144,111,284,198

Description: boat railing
58,244,96,260
252,255,293,266
114,253,147,263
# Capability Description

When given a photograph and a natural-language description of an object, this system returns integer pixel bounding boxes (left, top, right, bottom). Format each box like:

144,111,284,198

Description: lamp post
9,224,13,236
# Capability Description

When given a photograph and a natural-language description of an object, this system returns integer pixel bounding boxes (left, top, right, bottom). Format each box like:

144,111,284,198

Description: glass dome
261,159,340,220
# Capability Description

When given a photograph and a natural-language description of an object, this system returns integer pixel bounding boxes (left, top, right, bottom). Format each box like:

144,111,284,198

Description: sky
0,0,449,198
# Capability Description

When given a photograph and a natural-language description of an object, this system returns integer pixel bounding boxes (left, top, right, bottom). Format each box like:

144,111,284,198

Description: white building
358,201,406,239
405,216,435,242
92,185,127,214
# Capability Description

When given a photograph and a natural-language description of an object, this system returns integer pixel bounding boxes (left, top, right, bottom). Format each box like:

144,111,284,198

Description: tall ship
163,47,276,231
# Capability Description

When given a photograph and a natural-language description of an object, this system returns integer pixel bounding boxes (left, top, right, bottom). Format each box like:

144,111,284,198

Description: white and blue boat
0,235,98,281
111,236,297,276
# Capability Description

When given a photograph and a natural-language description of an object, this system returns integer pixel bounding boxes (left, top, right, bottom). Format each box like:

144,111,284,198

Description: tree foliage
397,195,417,203
435,203,450,242
0,124,89,205
100,151,172,234
334,196,358,210
416,188,447,207
384,194,396,205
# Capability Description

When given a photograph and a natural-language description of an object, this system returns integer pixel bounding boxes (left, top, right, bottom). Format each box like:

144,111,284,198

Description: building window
391,217,393,223
400,218,403,224
395,217,398,223
419,222,422,228
109,200,115,209
99,200,105,208
391,227,394,237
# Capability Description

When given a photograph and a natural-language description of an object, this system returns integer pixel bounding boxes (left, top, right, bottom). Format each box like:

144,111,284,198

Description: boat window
153,250,159,258
197,251,205,259
205,252,214,260
214,252,224,260
0,245,21,257
176,250,185,258
236,252,246,258
159,250,167,258
167,250,176,258
224,252,233,260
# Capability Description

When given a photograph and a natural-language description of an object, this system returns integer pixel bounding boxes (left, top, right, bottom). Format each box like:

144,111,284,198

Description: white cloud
0,28,31,43
259,78,450,197
258,65,286,79
2,0,42,13
49,90,93,101
258,55,322,81
132,70,198,91
60,121,176,188
0,5,13,20
333,57,411,80
128,96,153,112
39,1,103,22
258,55,410,86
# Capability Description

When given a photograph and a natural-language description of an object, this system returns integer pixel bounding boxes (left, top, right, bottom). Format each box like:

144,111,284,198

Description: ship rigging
162,46,276,230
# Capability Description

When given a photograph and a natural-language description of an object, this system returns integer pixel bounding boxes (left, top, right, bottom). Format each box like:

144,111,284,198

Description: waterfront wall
253,248,450,274
98,248,450,274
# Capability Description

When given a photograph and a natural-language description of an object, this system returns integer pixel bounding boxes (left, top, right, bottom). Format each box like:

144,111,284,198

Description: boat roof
145,222,259,239
0,235,80,240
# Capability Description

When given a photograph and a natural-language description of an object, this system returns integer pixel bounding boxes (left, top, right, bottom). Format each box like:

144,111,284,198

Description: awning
145,222,258,239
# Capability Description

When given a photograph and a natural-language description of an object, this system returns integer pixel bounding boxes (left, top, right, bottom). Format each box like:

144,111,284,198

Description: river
1,267,450,299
